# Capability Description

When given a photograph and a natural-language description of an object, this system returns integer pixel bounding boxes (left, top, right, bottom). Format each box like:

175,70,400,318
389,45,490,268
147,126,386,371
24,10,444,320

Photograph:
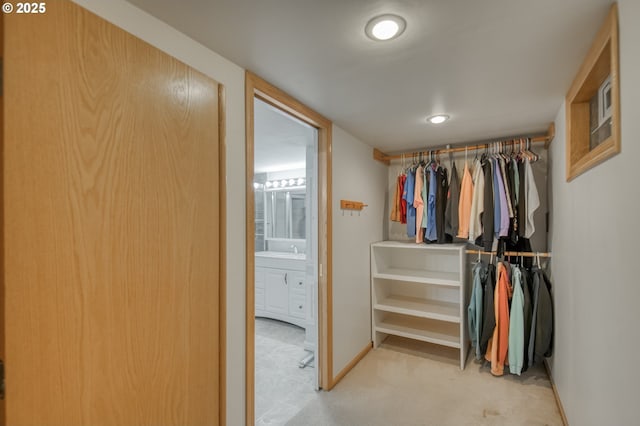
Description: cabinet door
255,267,266,311
264,269,289,315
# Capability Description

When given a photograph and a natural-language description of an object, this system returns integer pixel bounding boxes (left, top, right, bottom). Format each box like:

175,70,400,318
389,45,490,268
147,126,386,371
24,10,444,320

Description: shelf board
372,241,465,251
375,316,460,349
373,268,460,286
374,295,460,323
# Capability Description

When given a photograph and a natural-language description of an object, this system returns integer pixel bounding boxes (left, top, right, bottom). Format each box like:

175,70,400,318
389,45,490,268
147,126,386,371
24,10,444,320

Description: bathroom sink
255,251,306,260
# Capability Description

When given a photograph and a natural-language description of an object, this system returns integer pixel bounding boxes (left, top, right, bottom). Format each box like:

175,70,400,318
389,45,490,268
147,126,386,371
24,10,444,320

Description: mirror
266,189,306,239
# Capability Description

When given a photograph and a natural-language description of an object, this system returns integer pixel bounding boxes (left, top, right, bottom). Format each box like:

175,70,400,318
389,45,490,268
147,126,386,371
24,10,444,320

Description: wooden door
3,2,222,425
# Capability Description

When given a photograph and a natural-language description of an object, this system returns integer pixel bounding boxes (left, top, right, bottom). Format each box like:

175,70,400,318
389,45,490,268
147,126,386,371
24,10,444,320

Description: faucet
290,244,299,254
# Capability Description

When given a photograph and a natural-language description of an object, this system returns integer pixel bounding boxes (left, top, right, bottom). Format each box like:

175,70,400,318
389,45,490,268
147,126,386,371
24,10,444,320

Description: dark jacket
436,167,450,244
445,163,460,239
528,268,554,366
482,160,494,251
479,264,496,354
521,268,533,371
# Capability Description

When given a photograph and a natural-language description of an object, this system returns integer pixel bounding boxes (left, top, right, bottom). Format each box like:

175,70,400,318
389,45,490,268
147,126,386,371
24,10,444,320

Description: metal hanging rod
466,250,552,258
373,123,555,165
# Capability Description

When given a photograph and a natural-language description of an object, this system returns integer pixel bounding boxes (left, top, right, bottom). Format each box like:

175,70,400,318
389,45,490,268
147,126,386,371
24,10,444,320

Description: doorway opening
254,97,318,423
245,72,333,425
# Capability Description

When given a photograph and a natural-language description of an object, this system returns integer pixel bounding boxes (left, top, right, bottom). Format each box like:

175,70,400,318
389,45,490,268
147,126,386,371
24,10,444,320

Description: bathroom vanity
255,251,314,350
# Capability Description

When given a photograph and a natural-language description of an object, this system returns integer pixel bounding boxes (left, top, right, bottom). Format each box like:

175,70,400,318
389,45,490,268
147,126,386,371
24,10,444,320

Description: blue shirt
404,169,416,238
492,159,501,238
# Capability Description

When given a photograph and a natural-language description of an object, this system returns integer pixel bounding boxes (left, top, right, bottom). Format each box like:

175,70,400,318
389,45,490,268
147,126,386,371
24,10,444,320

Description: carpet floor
287,336,562,426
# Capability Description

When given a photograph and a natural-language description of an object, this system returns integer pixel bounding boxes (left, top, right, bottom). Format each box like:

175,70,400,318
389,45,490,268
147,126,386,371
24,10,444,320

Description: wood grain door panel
3,2,220,425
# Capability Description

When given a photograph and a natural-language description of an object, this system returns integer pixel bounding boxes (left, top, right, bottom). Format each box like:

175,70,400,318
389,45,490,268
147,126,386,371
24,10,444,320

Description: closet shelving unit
371,241,469,369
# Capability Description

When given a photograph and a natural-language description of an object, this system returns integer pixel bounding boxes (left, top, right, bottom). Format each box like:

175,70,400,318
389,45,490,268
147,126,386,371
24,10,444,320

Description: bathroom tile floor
255,317,318,426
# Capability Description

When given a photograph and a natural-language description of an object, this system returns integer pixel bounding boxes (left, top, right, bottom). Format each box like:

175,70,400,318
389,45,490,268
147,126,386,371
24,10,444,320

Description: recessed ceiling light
365,14,406,41
427,114,450,125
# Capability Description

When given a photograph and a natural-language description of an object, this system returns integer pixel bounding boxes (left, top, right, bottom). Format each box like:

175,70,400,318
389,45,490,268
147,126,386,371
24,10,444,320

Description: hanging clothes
444,162,460,239
494,158,510,238
421,166,428,238
390,174,403,222
482,160,495,251
521,267,533,371
436,166,449,244
468,260,486,360
479,263,496,354
485,261,512,376
468,158,485,243
426,166,437,241
414,165,425,243
517,160,526,238
400,174,407,224
524,159,540,239
457,161,474,239
528,267,554,367
508,266,525,375
499,157,514,220
404,168,416,238
507,159,519,243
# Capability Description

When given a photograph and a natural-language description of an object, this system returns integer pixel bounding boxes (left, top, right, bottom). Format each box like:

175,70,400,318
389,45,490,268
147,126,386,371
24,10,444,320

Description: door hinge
319,263,323,278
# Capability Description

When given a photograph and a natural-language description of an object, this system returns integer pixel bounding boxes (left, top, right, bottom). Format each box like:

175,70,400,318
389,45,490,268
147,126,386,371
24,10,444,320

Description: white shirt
524,159,540,239
468,158,485,242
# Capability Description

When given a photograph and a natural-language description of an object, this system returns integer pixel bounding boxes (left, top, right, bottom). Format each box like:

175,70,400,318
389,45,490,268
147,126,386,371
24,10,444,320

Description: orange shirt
457,162,474,238
485,262,513,376
414,166,425,242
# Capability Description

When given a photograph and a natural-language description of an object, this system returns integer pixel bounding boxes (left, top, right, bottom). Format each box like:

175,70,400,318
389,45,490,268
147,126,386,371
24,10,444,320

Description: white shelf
373,268,460,286
371,241,468,369
374,295,460,323
375,316,460,349
372,240,466,251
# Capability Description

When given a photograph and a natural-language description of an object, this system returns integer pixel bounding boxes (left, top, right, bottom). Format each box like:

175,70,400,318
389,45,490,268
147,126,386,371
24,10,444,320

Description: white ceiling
254,98,313,173
127,0,612,152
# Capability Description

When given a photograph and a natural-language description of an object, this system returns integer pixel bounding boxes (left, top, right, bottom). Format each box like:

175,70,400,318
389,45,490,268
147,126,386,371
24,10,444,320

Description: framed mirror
265,188,306,240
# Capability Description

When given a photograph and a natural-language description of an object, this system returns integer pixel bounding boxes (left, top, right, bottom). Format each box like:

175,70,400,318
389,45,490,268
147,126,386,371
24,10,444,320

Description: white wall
71,1,247,424
331,126,388,376
548,1,640,424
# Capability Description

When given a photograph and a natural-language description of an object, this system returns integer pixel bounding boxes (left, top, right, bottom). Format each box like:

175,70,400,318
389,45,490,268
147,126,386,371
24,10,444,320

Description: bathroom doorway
245,72,333,426
254,97,318,423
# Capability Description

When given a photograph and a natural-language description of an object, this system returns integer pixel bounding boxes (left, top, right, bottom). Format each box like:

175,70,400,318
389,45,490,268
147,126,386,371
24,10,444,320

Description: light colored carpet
255,318,318,426
287,336,562,426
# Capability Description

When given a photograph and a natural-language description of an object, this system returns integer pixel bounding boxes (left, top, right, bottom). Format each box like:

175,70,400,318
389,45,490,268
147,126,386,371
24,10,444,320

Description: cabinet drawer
290,272,305,293
289,294,306,319
255,287,265,310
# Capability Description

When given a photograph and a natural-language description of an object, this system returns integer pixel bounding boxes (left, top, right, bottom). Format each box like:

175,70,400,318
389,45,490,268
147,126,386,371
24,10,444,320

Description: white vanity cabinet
255,253,308,330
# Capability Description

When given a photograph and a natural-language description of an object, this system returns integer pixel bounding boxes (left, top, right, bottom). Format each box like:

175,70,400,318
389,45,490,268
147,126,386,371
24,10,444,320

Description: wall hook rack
340,200,368,212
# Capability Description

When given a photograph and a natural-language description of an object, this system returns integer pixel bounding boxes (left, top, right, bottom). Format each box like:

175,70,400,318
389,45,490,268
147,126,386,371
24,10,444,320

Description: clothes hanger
529,138,539,162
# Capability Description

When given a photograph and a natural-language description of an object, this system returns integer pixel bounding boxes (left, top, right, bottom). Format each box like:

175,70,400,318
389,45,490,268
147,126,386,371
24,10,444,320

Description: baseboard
328,341,373,390
543,359,569,426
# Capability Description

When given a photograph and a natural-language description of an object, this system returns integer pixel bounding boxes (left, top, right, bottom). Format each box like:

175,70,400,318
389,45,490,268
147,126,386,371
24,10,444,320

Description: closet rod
373,122,555,165
466,250,552,258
